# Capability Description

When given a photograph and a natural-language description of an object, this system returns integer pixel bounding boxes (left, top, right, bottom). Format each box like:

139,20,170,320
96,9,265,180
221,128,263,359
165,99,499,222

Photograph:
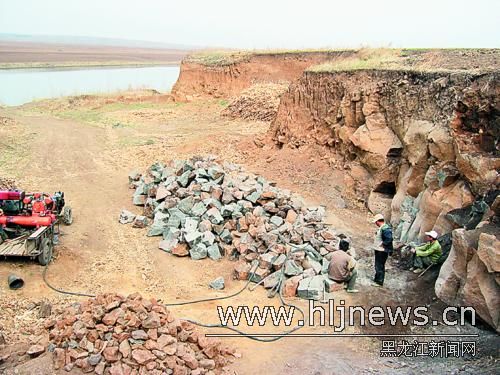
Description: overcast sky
0,0,498,49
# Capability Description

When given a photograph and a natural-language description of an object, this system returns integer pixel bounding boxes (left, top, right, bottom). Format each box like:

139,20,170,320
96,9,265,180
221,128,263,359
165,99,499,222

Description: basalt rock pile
47,293,238,374
123,157,348,299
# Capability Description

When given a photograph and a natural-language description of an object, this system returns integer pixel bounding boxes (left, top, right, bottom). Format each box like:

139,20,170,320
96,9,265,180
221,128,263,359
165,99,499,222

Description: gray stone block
205,207,223,224
209,276,225,290
185,230,202,247
190,243,208,260
207,244,222,260
297,275,325,300
119,210,136,224
284,260,304,276
191,201,207,217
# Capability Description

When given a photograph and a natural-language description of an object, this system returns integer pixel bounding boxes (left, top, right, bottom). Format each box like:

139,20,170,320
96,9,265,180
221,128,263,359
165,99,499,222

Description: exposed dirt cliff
171,51,355,100
271,69,499,240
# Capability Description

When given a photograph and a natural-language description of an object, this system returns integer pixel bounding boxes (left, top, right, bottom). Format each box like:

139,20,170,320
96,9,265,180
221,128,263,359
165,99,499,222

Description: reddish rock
199,358,216,370
144,339,159,351
103,346,121,362
106,300,121,312
109,363,125,375
172,243,189,257
182,352,198,369
164,355,177,369
233,261,252,280
173,364,188,375
142,312,161,329
119,339,131,359
53,348,65,369
131,349,156,365
147,328,158,340
157,334,176,349
102,308,125,326
285,209,298,224
94,362,106,375
163,343,177,356
131,330,148,340
282,275,303,297
145,361,158,370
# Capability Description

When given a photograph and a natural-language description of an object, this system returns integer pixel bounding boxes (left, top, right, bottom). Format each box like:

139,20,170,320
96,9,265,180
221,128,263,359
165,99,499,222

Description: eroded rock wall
435,224,499,331
271,70,499,243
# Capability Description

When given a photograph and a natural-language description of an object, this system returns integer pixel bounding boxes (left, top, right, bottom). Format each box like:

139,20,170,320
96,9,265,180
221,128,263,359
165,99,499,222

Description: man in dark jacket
371,214,393,287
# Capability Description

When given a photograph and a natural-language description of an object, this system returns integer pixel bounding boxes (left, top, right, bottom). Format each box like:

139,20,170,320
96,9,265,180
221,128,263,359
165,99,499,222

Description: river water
0,66,180,106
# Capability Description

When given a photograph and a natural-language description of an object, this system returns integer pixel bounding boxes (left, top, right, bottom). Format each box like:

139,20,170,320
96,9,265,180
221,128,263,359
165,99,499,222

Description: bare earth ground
0,41,187,67
0,93,498,374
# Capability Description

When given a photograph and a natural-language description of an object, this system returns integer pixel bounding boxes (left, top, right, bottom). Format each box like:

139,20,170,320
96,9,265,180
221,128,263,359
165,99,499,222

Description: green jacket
415,240,442,263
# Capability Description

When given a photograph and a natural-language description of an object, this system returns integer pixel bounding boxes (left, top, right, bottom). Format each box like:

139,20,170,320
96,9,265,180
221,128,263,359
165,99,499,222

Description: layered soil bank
171,51,354,100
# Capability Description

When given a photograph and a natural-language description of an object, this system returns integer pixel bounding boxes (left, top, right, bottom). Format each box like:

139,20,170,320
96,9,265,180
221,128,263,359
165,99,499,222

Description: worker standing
371,214,393,287
410,230,442,273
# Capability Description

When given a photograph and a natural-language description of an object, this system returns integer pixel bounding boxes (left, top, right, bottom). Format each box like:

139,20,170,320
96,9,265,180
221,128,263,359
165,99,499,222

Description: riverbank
0,66,180,106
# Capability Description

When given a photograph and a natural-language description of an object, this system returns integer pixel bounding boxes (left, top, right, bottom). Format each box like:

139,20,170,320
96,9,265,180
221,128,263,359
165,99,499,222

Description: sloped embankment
171,51,354,100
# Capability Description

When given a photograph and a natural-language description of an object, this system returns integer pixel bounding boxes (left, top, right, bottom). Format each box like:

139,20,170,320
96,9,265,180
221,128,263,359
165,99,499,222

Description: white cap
425,230,439,239
372,214,385,223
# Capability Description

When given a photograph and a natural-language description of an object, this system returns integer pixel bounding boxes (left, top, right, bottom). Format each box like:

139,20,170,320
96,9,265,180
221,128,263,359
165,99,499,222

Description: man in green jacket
410,230,442,273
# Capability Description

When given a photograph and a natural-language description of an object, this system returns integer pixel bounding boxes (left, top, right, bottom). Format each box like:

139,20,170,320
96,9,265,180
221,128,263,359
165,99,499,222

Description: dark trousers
374,251,389,285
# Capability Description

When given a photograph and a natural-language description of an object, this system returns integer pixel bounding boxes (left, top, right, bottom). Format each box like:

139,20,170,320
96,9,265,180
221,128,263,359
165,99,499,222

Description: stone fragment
171,243,189,257
297,275,325,300
132,215,148,228
282,275,303,297
249,267,271,283
103,346,120,362
131,349,156,365
27,344,45,357
189,243,208,260
207,244,222,260
233,262,252,280
119,210,136,224
284,260,304,276
209,277,225,290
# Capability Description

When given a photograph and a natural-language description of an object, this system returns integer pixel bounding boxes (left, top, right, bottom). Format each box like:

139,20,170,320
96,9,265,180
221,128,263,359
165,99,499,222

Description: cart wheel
38,238,53,266
62,206,73,225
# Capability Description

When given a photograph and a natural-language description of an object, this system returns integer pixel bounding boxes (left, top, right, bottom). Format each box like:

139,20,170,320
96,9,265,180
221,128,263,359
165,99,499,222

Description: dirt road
0,96,496,374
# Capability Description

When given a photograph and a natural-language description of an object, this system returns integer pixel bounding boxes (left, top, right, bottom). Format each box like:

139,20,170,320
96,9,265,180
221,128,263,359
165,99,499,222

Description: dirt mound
221,83,288,122
46,293,239,374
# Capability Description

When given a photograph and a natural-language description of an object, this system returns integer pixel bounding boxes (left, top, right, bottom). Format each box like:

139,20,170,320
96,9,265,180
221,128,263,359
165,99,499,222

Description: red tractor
0,190,72,265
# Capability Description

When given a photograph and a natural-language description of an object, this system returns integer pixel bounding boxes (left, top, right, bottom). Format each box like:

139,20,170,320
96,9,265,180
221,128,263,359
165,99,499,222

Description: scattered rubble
123,157,350,299
221,83,288,122
46,293,239,374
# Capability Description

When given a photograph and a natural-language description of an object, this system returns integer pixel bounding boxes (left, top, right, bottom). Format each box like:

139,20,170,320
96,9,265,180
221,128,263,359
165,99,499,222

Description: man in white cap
371,213,394,287
410,230,442,274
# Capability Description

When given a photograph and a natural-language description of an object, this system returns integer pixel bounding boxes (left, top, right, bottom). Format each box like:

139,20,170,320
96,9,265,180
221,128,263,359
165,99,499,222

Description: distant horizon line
1,33,498,52
0,32,205,50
